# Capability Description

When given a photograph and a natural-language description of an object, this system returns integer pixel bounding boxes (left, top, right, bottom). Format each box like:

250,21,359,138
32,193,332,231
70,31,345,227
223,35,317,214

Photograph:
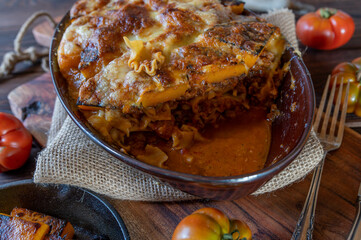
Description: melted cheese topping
59,0,284,110
58,0,287,170
124,37,165,76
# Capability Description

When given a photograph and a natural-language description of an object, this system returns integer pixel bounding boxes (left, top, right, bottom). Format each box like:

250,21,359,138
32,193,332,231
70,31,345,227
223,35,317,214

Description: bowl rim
50,12,315,186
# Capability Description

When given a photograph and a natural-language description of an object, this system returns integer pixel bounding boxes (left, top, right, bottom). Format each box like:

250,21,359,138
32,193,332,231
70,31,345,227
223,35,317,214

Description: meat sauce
162,108,271,176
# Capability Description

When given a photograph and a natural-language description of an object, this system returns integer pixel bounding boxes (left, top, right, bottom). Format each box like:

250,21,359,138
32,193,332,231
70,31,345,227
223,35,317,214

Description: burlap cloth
34,9,324,201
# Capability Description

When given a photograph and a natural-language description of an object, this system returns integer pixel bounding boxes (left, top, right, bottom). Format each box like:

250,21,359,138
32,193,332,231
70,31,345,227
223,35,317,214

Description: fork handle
291,152,327,240
347,196,361,240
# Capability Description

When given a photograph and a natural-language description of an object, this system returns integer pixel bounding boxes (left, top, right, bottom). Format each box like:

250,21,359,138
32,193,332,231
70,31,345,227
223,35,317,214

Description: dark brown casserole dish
50,0,315,200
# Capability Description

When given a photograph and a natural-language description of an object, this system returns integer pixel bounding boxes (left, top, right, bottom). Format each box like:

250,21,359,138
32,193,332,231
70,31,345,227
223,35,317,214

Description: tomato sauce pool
163,109,271,177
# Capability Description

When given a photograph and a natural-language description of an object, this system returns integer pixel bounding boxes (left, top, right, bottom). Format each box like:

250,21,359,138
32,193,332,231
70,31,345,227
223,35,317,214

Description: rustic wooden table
0,0,361,239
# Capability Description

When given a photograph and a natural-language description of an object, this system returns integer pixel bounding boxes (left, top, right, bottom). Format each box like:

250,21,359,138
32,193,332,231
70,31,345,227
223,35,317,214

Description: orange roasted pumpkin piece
0,213,50,240
77,104,104,111
10,208,75,240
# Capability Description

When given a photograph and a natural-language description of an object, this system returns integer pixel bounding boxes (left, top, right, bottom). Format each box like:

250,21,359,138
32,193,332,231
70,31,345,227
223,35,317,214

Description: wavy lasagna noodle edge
58,0,287,168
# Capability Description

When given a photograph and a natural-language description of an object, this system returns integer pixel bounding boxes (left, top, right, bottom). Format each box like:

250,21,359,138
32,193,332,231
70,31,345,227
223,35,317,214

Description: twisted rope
0,11,56,80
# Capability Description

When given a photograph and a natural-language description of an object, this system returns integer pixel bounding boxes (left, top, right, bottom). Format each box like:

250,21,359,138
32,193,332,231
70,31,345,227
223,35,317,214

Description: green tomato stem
222,234,234,240
222,229,248,240
222,229,238,240
319,8,337,19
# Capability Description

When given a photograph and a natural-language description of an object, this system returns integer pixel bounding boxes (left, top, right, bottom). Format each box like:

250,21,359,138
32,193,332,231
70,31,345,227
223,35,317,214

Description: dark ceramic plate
0,180,129,240
50,11,315,200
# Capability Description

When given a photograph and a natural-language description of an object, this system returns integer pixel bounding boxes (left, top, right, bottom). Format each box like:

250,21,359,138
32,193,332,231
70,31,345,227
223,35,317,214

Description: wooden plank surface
7,73,55,146
0,0,361,239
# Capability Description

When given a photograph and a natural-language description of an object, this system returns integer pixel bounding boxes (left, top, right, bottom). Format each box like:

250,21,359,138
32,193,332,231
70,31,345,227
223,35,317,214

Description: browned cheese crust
57,0,287,167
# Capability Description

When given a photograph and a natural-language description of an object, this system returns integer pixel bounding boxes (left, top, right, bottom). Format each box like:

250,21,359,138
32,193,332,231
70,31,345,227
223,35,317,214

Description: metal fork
291,76,350,240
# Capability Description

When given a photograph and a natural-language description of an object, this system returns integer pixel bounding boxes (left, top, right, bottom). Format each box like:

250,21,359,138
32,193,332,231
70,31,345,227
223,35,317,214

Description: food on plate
11,208,75,240
57,0,288,176
0,208,75,240
0,213,50,240
172,207,252,240
330,57,361,116
296,8,354,50
0,112,32,173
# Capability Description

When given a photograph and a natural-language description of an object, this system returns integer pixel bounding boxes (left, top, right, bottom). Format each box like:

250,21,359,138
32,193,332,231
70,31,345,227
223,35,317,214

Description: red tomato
296,8,354,50
0,113,32,172
172,207,252,240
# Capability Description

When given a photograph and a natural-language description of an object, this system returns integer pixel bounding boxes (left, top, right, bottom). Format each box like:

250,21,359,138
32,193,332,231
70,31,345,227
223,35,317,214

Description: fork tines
313,75,350,142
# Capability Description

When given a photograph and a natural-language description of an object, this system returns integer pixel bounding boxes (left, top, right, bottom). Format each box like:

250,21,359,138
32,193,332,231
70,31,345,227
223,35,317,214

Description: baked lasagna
58,0,287,174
